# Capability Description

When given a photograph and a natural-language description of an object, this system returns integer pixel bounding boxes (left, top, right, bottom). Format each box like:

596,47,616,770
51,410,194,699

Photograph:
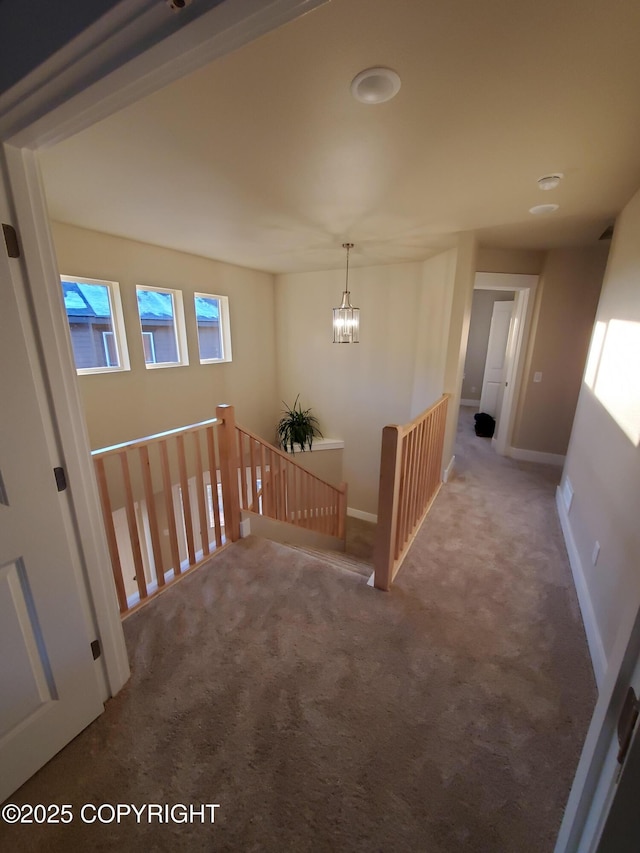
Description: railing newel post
373,425,403,591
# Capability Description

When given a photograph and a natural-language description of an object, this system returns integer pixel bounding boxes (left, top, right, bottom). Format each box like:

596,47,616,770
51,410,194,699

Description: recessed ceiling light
529,203,559,215
350,67,401,104
537,173,564,191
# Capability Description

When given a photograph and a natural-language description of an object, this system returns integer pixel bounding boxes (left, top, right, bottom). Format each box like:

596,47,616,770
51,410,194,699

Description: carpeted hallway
1,408,596,852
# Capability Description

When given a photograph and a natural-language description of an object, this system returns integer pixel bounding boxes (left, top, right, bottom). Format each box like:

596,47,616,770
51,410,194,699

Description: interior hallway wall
560,187,640,666
511,246,609,456
51,222,278,449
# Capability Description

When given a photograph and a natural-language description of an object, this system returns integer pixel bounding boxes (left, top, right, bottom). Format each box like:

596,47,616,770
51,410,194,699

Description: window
136,286,188,368
195,293,232,363
60,276,129,374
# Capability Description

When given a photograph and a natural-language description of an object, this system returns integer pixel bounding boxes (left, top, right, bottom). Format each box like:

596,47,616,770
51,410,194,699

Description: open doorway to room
461,272,538,456
461,288,515,417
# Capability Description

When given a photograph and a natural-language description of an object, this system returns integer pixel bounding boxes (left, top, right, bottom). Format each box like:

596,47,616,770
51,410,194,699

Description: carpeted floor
1,408,596,852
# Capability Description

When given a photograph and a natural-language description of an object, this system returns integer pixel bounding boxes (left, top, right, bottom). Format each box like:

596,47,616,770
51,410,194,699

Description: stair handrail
91,404,348,618
232,418,347,541
373,393,450,591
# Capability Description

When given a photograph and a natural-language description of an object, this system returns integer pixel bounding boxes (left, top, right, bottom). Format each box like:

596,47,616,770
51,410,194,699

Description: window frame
60,275,130,375
135,284,189,370
194,291,232,364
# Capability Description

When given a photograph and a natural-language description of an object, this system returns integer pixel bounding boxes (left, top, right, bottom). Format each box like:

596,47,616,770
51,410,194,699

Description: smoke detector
537,173,563,191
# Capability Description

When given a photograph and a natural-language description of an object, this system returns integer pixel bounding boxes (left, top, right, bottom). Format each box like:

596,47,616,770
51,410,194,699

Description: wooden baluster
259,443,267,517
206,426,223,548
249,437,258,512
216,404,241,542
176,434,196,566
193,431,210,558
337,482,347,540
273,453,280,520
263,447,271,517
139,444,165,587
238,430,248,510
416,422,426,521
291,461,298,525
119,450,147,601
299,470,307,527
308,475,314,530
324,483,330,534
282,458,289,521
428,410,438,498
406,428,418,534
94,457,128,613
278,455,287,521
159,439,181,575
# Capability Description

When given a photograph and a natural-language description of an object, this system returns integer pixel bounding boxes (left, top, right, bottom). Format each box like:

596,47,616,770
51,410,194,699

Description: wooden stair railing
92,404,347,616
373,394,450,591
234,422,347,541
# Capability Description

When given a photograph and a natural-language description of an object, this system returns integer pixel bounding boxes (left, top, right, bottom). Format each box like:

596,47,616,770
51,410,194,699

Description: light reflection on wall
584,319,640,446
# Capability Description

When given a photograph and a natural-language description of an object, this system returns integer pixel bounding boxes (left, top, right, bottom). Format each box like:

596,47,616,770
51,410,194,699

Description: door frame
473,272,538,456
0,0,328,699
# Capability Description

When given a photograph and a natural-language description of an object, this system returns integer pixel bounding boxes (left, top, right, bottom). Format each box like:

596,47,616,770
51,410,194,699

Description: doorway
468,273,538,456
462,288,515,418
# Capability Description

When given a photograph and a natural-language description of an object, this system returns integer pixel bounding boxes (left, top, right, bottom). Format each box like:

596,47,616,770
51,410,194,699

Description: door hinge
53,466,67,492
91,639,101,660
2,223,20,258
617,686,639,766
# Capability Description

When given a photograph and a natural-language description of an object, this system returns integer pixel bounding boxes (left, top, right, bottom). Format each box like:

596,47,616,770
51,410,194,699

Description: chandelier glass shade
333,243,359,343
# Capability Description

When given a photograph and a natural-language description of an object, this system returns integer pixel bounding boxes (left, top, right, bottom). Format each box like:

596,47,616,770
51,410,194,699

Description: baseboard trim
555,487,606,688
443,455,455,483
508,446,566,467
460,399,480,408
347,507,378,524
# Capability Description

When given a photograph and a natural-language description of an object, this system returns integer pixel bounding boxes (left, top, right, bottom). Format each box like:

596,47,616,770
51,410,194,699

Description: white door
0,228,103,803
479,300,514,417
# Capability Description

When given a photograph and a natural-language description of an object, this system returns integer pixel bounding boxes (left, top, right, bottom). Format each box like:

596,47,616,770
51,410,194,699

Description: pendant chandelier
333,242,360,343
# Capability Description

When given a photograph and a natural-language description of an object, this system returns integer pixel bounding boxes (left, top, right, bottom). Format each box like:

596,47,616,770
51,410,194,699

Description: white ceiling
40,0,640,274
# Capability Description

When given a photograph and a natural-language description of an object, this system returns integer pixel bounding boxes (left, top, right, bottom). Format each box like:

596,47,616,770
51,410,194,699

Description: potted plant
276,395,323,452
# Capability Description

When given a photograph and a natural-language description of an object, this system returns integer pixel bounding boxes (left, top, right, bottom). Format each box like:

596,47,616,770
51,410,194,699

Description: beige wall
477,247,545,275
51,222,278,449
442,233,478,470
410,249,457,417
561,188,640,664
461,289,515,402
511,247,608,455
275,251,462,515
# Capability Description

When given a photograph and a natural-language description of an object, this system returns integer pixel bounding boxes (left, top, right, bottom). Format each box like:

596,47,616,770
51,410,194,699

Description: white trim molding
508,446,566,467
460,398,480,408
443,455,455,483
347,507,378,524
286,438,345,453
1,0,329,148
555,487,606,688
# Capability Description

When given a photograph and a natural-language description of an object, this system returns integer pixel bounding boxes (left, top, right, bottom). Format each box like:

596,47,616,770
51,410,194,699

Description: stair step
286,544,373,580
